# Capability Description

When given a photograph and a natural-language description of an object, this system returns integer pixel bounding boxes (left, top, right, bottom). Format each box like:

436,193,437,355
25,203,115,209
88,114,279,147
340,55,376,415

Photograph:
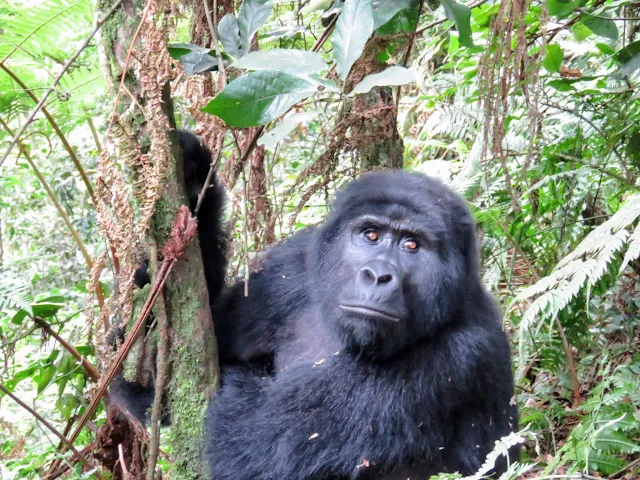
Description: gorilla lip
339,304,401,322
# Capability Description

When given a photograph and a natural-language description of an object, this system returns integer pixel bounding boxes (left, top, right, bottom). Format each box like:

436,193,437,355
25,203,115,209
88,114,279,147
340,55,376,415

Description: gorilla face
310,171,477,358
338,214,425,323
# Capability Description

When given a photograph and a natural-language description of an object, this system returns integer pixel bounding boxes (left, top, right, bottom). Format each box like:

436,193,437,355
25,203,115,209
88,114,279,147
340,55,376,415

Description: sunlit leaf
34,365,55,394
56,393,78,420
32,296,66,318
332,0,374,80
547,79,574,91
547,0,575,18
349,66,416,95
542,44,564,73
233,49,326,75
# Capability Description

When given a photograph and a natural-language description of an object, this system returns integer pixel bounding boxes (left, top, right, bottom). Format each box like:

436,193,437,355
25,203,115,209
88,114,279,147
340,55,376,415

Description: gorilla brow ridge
352,214,435,244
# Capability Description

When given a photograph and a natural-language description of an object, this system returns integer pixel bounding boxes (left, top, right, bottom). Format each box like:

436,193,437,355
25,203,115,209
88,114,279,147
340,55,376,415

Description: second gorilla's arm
211,229,312,365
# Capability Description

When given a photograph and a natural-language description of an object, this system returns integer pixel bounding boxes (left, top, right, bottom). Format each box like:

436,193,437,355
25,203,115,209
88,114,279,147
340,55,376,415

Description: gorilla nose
358,261,400,290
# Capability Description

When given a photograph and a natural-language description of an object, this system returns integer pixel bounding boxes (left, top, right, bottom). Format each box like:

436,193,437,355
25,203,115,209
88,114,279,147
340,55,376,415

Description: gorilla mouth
339,304,401,322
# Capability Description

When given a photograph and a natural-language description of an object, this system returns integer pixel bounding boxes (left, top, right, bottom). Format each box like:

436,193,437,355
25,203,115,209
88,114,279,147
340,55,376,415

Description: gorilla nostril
378,274,393,284
362,268,376,283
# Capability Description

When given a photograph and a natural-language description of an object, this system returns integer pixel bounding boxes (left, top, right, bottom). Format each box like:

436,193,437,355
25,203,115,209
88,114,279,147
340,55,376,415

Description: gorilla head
310,171,480,359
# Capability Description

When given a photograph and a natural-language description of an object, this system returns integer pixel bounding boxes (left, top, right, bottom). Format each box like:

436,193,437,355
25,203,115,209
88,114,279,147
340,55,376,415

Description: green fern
514,194,640,331
593,430,640,454
578,449,627,476
0,274,32,312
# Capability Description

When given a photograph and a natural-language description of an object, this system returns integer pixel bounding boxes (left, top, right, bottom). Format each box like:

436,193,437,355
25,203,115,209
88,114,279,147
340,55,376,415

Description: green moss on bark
152,126,219,479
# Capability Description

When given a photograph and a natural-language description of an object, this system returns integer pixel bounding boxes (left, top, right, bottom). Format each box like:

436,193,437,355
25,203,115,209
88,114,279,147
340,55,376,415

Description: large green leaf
440,0,473,48
349,66,416,95
542,44,564,73
202,71,318,127
167,44,193,59
233,49,326,75
32,296,66,318
56,393,78,421
615,40,640,77
581,14,618,41
372,0,412,28
547,0,575,18
617,40,640,63
332,0,374,81
594,430,640,454
238,0,274,54
376,0,419,35
34,365,55,394
218,14,243,59
571,23,593,41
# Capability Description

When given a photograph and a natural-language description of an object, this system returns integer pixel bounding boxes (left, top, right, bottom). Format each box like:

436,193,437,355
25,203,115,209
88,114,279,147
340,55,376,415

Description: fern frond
461,431,528,480
515,194,640,330
0,274,32,312
619,221,640,273
558,194,640,267
589,229,629,285
581,450,627,475
593,430,640,454
516,259,597,329
421,104,480,142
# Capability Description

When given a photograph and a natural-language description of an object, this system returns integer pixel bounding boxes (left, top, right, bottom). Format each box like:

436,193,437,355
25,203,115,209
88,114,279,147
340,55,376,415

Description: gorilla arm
206,322,517,480
211,229,313,365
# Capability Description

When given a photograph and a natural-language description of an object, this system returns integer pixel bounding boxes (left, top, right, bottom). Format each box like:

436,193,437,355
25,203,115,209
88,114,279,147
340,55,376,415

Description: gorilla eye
403,239,418,250
364,229,379,242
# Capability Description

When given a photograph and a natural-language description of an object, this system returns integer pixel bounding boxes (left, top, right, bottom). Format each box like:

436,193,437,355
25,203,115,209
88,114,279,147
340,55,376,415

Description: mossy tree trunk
98,1,219,478
152,99,219,479
343,38,405,170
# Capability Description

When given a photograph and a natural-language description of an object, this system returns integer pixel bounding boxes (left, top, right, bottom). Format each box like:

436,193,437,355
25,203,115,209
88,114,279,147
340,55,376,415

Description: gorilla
115,131,519,480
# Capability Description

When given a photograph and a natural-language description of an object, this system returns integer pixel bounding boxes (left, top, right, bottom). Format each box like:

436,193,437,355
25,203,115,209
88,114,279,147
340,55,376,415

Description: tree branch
0,383,81,455
33,317,100,382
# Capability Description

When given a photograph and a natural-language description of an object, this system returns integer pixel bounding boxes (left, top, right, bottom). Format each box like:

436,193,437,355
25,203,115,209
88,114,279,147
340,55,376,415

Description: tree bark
98,1,219,478
343,38,405,170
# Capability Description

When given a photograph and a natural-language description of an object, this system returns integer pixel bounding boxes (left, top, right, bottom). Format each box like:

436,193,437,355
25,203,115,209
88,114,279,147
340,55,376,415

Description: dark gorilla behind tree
113,132,519,479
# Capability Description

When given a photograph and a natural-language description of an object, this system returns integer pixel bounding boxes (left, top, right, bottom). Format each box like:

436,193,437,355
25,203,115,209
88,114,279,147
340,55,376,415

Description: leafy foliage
2,0,640,476
201,71,319,127
332,0,375,80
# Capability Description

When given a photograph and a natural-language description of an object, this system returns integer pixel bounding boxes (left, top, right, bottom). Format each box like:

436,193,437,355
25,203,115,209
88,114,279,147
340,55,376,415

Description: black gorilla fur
116,131,519,479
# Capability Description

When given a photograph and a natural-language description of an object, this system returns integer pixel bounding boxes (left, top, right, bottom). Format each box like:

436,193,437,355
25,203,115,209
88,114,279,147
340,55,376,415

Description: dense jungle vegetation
1,0,640,477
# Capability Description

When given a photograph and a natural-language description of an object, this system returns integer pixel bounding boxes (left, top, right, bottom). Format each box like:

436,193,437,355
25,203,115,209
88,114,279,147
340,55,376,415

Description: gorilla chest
275,311,342,372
